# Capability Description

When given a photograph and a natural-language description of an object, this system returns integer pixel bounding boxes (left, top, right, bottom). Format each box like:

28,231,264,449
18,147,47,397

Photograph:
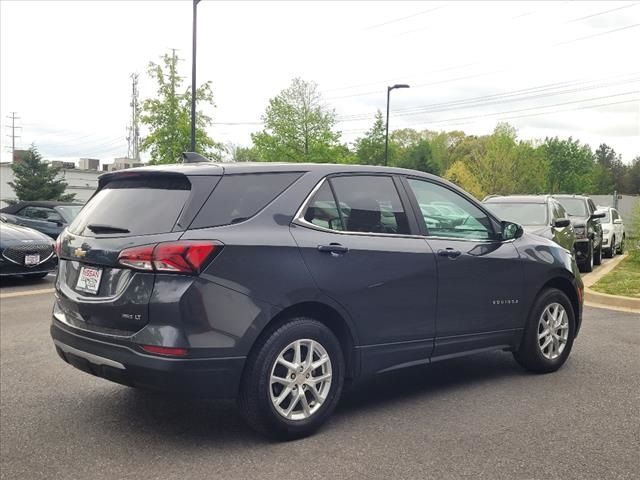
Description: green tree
141,51,222,164
393,139,438,174
513,141,549,194
444,160,486,199
624,156,640,194
542,137,595,193
251,78,343,162
354,110,387,165
8,145,75,201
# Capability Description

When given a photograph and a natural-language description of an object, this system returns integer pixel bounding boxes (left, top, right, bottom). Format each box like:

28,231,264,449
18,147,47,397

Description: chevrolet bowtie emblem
74,248,87,258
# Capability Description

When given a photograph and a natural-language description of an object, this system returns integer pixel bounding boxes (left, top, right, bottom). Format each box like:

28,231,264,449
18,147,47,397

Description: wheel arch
538,276,582,335
249,301,359,380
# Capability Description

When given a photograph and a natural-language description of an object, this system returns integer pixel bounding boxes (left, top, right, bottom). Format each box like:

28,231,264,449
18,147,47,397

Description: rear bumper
51,320,245,399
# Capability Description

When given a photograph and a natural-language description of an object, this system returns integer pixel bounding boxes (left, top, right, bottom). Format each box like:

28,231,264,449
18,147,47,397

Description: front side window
304,175,410,235
407,179,493,240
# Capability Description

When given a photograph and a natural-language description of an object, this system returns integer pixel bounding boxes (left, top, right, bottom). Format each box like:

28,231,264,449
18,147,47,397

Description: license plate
24,254,40,266
76,265,103,295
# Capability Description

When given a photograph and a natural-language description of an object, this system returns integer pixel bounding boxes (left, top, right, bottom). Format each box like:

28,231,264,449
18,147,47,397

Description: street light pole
384,83,410,166
190,0,201,152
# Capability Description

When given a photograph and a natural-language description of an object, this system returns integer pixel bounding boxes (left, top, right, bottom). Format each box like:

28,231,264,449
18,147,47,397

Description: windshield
597,210,611,223
556,198,587,217
55,205,83,223
485,203,548,226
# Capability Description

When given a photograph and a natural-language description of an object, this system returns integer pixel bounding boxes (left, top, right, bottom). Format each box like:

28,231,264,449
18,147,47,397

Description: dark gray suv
51,162,584,439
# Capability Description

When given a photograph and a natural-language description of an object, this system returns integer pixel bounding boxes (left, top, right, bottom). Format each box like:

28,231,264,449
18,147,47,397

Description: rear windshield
485,203,548,226
69,176,191,236
190,172,302,229
556,198,587,217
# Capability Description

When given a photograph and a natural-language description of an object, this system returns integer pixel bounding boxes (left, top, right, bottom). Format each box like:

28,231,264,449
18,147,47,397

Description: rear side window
318,175,410,235
191,172,302,229
69,176,191,236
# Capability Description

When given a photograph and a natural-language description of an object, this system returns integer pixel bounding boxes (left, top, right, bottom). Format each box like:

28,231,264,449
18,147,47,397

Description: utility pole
190,0,201,152
5,112,21,160
126,74,140,161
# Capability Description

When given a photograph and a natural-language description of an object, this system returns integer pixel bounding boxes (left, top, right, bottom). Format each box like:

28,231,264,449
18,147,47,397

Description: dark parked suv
51,161,584,439
552,195,605,272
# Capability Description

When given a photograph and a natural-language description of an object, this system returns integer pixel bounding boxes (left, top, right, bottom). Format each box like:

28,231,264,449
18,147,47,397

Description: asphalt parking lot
1,274,638,480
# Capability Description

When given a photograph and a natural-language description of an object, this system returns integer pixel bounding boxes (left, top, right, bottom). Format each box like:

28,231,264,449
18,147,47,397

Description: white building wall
0,163,100,207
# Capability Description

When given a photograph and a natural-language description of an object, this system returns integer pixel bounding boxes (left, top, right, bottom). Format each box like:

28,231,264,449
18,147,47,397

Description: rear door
402,177,524,358
290,174,437,375
56,173,218,334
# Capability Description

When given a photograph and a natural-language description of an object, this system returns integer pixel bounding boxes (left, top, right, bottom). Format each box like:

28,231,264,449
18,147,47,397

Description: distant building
51,160,76,169
103,157,143,172
78,158,100,171
12,149,29,164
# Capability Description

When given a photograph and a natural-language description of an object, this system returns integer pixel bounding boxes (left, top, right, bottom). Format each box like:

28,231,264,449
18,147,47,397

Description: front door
290,174,437,374
403,178,524,359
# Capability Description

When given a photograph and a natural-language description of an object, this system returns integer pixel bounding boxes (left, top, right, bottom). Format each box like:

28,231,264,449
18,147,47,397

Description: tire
22,272,49,280
513,288,576,374
238,317,344,440
617,236,625,255
580,242,594,273
593,241,602,266
604,237,615,259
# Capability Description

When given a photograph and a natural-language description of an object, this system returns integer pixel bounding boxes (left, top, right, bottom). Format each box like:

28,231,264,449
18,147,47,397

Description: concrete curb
584,288,640,313
581,253,640,314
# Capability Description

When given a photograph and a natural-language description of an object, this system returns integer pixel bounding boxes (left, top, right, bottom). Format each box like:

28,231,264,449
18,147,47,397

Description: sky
1,0,639,165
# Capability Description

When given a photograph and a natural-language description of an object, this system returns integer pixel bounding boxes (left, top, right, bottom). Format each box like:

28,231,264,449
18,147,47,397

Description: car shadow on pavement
0,275,53,288
93,350,526,444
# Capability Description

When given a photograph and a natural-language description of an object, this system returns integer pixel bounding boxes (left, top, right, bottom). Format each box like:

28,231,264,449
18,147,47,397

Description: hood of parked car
0,222,53,247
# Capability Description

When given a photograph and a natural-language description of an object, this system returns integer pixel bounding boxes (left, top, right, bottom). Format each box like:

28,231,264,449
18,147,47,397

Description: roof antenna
182,152,210,163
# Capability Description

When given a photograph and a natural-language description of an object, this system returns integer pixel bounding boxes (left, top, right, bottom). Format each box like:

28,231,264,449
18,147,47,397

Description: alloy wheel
537,303,569,360
269,339,333,421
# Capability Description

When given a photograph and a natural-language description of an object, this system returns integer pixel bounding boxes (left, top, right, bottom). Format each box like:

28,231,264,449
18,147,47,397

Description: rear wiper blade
86,224,130,234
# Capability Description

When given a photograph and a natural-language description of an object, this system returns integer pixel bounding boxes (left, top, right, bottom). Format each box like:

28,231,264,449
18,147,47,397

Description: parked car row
483,194,625,272
0,201,83,279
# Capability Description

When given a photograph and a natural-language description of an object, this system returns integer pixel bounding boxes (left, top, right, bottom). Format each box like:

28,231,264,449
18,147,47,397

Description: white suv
597,206,625,258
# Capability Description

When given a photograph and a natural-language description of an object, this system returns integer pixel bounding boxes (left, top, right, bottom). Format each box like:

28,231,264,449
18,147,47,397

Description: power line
363,5,446,30
566,3,639,24
553,23,640,46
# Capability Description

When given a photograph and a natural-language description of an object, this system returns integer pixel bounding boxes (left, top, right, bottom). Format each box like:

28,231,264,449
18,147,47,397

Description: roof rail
182,152,211,164
482,194,500,201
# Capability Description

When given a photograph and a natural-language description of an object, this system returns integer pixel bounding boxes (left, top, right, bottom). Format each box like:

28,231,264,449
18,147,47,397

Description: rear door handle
317,243,349,254
437,248,461,259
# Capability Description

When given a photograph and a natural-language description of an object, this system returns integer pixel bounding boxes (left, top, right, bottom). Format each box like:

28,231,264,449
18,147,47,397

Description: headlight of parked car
574,226,586,238
603,228,610,234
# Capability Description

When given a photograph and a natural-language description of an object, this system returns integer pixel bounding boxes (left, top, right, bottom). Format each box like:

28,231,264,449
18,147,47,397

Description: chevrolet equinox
51,161,584,439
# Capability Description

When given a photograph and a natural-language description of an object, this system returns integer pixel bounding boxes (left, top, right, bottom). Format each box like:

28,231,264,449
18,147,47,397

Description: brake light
118,245,154,271
118,241,221,274
141,345,188,357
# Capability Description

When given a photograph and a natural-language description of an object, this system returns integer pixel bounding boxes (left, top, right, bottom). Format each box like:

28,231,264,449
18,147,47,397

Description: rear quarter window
190,172,302,229
69,176,191,236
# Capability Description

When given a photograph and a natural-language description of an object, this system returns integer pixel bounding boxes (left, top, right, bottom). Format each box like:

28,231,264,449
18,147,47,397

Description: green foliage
8,145,75,201
140,51,223,164
251,78,344,163
444,161,486,199
354,110,387,166
542,137,595,193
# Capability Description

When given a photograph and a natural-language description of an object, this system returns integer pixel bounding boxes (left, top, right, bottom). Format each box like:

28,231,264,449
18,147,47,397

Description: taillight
141,345,188,357
118,241,221,274
118,245,154,271
54,237,61,257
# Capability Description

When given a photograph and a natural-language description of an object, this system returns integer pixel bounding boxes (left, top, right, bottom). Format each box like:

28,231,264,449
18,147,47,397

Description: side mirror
553,218,571,228
613,219,623,224
500,221,523,241
591,212,605,219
